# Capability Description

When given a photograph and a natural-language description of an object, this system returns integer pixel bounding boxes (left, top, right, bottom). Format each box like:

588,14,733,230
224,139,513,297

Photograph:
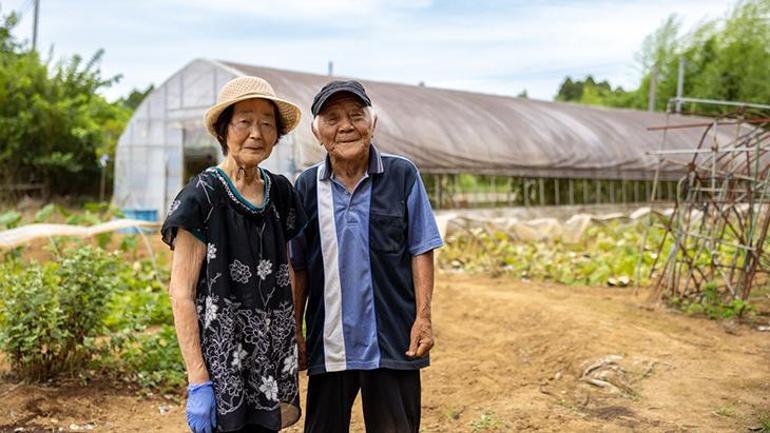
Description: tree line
555,0,770,115
1,1,767,200
0,11,151,199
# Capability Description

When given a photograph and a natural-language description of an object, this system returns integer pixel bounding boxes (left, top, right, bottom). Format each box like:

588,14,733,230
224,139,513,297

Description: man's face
313,93,375,162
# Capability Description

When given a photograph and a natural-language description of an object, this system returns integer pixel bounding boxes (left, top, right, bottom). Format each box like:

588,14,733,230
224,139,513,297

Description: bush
0,246,118,381
102,324,186,393
0,240,185,391
100,257,184,392
105,259,172,330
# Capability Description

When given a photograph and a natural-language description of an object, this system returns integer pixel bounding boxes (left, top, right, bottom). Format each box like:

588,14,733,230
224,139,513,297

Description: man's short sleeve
406,173,443,256
289,174,309,270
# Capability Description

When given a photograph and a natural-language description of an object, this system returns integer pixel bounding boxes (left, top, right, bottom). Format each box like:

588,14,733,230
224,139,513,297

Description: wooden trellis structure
643,101,770,302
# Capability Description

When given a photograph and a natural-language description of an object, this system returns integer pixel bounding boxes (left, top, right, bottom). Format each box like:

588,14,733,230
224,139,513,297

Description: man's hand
406,317,434,358
297,333,308,371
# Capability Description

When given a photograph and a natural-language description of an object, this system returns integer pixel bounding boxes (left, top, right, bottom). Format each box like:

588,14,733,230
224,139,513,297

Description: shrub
0,246,118,381
104,259,172,330
0,239,186,391
103,324,186,393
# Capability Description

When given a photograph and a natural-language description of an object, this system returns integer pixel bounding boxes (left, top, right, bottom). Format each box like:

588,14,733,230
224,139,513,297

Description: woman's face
226,99,279,167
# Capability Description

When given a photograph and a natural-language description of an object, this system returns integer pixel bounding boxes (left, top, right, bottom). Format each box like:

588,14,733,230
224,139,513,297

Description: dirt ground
1,274,769,432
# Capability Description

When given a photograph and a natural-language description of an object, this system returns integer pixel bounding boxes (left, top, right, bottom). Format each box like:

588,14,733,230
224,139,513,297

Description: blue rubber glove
186,381,217,433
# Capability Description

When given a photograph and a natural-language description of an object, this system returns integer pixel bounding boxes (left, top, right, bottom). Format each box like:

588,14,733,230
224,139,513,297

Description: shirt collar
320,143,384,181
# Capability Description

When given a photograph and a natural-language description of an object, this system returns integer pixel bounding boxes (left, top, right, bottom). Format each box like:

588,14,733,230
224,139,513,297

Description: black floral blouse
161,166,307,432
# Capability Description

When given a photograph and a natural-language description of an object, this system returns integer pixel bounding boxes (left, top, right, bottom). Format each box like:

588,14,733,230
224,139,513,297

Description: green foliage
0,239,183,390
0,209,22,228
98,257,182,392
681,282,752,319
0,246,118,380
756,412,770,432
440,220,666,287
97,251,182,392
555,1,770,113
440,217,762,320
555,75,638,108
33,203,56,222
0,209,24,260
105,259,172,330
116,84,154,111
101,325,186,393
470,410,507,432
0,10,132,197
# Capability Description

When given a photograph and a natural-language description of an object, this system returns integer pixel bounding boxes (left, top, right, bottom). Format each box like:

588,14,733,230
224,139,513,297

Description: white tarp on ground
0,220,160,249
437,206,668,243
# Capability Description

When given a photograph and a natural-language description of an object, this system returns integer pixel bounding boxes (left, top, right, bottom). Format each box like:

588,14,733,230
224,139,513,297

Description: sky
2,0,735,102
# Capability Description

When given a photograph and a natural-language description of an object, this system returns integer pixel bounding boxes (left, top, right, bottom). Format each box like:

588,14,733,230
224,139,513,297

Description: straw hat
204,76,302,138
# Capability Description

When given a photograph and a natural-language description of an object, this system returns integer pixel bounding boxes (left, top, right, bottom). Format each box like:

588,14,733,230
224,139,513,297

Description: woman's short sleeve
161,175,211,249
273,174,308,241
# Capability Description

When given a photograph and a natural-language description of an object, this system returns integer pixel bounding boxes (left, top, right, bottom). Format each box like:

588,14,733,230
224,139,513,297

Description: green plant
683,282,752,319
713,404,736,417
102,324,186,393
0,209,21,229
105,259,171,330
97,256,182,392
0,246,118,380
0,10,132,197
470,410,505,432
748,411,770,432
440,220,667,287
33,204,57,223
445,406,464,421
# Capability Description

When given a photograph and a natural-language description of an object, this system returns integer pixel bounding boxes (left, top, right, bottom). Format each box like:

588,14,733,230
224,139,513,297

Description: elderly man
290,80,443,433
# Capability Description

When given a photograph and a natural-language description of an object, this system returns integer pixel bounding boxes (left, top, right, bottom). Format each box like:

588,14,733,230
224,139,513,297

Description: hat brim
204,93,302,139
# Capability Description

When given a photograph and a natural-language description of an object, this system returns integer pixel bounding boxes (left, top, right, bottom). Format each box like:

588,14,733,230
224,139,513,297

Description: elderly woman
161,76,306,433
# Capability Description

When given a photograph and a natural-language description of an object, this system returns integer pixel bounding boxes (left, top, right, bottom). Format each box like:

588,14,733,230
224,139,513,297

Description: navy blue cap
311,80,372,116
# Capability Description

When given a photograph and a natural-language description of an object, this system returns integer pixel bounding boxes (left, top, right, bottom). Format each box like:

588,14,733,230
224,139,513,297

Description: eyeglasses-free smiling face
226,98,279,167
312,93,376,162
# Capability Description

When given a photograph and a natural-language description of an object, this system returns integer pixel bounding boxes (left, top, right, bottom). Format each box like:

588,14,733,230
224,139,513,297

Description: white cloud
169,0,433,19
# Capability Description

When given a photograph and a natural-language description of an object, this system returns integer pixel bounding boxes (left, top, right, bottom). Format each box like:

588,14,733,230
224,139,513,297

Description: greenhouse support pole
620,179,626,204
539,178,546,206
595,179,602,204
634,181,640,203
524,179,530,207
554,178,560,206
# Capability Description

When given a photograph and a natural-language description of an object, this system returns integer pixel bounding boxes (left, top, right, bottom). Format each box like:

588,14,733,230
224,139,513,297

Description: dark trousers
304,369,421,433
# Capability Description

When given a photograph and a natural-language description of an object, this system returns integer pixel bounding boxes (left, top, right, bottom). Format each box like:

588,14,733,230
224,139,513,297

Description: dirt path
2,274,769,432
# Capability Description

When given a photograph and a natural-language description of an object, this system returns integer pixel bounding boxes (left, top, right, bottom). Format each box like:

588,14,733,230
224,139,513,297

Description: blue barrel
119,208,159,234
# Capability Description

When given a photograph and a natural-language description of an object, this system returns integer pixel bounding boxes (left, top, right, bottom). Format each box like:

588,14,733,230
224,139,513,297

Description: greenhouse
113,58,737,218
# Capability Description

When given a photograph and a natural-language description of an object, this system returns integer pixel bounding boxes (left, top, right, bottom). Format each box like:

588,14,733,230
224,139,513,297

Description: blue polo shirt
290,144,443,375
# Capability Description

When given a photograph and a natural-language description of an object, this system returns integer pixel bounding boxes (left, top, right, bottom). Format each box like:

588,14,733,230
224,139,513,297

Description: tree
555,75,636,108
554,0,770,115
117,84,154,111
0,10,132,198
